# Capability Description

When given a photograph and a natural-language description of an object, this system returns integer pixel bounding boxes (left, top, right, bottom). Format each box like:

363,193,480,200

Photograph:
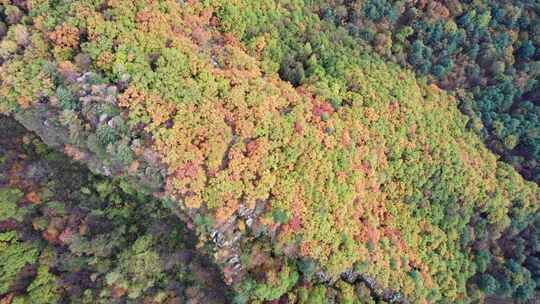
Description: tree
477,273,498,295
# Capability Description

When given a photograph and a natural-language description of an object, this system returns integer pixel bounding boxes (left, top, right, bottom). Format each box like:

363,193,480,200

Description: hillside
0,1,539,303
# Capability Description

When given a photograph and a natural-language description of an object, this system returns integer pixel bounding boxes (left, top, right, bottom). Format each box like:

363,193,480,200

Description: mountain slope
0,1,538,302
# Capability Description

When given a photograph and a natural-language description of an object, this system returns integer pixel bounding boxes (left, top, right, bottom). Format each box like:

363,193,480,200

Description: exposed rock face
14,72,165,193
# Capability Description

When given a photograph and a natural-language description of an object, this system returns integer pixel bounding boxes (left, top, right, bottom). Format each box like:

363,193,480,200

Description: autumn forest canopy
0,0,539,303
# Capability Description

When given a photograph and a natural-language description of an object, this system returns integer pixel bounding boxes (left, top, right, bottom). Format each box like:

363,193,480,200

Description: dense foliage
0,0,538,303
310,0,540,184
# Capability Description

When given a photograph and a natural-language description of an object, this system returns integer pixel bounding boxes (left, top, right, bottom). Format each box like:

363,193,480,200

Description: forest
0,0,539,303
